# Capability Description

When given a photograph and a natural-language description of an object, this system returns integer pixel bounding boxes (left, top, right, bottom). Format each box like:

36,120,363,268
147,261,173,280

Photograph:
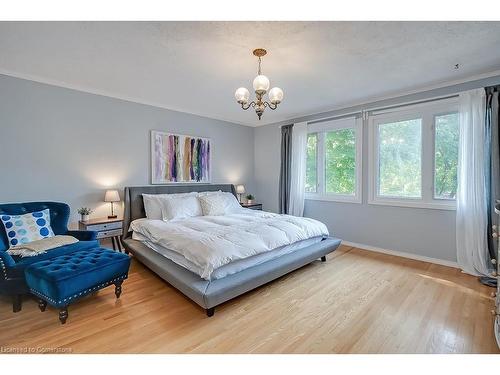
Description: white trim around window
305,117,362,204
368,98,459,210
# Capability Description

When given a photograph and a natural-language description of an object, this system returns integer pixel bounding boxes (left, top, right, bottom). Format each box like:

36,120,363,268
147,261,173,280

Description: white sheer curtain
288,122,308,216
456,89,491,276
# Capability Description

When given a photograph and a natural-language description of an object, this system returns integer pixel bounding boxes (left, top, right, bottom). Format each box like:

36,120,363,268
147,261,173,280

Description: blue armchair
0,202,98,312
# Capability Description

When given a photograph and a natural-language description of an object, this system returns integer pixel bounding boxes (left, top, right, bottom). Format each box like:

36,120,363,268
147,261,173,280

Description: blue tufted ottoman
24,247,131,324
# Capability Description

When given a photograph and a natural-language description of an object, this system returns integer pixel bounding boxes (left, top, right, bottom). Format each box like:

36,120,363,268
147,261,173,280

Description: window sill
368,198,456,211
305,193,361,204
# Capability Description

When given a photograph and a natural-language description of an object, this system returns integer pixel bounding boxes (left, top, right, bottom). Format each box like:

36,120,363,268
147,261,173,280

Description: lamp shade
235,87,250,104
268,87,284,104
236,185,245,194
253,75,270,93
104,189,120,202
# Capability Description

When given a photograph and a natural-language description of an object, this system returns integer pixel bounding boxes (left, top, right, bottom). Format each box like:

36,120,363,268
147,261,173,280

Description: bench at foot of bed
25,247,131,324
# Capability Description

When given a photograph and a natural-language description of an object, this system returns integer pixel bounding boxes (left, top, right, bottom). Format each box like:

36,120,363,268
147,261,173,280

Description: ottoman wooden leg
321,256,327,262
12,295,22,313
59,307,68,324
38,299,47,312
114,280,123,299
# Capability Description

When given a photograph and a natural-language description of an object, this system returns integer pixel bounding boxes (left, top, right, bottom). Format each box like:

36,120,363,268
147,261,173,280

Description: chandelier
234,48,284,120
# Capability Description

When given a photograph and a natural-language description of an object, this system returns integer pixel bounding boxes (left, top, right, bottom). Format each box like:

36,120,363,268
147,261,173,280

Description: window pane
305,133,317,193
434,113,459,199
325,129,356,195
378,119,422,198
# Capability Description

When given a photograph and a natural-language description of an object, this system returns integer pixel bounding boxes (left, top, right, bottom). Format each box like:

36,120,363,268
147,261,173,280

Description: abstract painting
151,131,211,184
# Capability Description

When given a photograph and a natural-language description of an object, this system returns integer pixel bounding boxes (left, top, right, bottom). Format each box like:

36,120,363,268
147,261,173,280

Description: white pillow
198,192,241,216
161,195,202,221
142,192,197,220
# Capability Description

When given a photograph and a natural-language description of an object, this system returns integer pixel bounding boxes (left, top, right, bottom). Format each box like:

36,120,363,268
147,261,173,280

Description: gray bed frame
122,184,341,317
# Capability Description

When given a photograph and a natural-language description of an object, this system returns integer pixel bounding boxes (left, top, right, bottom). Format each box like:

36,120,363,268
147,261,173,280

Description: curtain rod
366,94,459,115
279,111,359,128
279,93,460,127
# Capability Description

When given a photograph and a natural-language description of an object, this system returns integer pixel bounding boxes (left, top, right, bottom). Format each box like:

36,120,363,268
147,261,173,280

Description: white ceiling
1,21,500,126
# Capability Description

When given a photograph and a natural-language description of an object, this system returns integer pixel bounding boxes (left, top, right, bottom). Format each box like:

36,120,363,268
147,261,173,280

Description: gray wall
0,74,255,226
254,74,500,263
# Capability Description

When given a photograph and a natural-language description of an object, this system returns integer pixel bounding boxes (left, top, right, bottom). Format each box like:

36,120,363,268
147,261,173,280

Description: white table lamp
236,185,245,202
104,189,120,219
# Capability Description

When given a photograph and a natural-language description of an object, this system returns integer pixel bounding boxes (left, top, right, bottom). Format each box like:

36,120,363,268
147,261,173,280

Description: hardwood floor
0,245,498,354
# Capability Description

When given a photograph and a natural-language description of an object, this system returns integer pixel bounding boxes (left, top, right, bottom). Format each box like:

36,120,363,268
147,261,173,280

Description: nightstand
240,202,263,210
78,217,123,251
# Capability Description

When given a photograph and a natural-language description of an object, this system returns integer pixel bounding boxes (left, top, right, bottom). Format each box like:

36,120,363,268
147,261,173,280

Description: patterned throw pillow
1,209,55,248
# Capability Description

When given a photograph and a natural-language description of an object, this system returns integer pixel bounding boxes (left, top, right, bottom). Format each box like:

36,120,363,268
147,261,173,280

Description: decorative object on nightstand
77,207,92,222
236,184,245,203
79,217,124,252
245,194,255,205
104,189,120,219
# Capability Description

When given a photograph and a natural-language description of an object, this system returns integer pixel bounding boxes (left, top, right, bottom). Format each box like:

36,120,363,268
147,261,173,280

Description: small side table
78,217,123,251
240,202,263,211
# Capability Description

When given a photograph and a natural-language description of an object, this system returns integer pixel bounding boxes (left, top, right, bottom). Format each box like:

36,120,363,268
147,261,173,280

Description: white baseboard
341,240,459,269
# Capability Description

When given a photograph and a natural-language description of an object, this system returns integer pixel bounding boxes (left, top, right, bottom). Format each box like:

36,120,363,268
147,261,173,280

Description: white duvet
130,209,329,280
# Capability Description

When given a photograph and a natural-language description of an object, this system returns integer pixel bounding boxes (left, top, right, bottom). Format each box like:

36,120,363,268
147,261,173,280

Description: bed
121,184,341,316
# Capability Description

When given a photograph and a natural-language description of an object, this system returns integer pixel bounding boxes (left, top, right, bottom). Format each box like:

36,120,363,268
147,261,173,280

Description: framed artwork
151,130,211,184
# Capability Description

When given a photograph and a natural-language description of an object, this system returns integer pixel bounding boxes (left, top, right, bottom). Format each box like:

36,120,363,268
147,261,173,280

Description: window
305,117,362,203
368,99,459,209
378,118,422,198
325,128,356,195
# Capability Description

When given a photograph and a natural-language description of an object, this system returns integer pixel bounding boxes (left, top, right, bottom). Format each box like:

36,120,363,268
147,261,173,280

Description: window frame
305,132,319,194
305,117,362,204
432,111,460,202
367,99,459,210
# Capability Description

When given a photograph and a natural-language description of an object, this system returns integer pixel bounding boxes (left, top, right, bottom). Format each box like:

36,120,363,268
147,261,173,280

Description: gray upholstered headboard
122,184,236,239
